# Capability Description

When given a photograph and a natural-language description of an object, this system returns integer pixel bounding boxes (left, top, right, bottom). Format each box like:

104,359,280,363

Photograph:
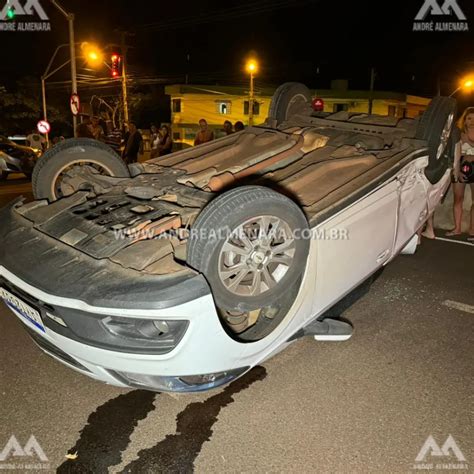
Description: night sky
1,0,474,103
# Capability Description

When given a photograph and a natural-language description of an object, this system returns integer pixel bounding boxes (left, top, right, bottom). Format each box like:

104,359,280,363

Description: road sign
37,120,51,135
70,93,80,116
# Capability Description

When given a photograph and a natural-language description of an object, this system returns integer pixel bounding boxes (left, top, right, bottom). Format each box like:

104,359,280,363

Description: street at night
1,0,474,472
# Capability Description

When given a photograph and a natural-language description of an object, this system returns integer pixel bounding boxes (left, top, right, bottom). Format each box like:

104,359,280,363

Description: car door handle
376,249,390,263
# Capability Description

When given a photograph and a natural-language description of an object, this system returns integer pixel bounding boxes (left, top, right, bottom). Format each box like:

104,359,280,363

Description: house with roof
165,82,430,146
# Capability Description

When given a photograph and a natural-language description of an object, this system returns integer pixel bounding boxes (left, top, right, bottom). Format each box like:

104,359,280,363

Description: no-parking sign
70,93,80,116
37,120,51,135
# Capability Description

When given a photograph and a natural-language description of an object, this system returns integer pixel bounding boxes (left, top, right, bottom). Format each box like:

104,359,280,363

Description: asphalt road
0,174,33,207
0,176,473,473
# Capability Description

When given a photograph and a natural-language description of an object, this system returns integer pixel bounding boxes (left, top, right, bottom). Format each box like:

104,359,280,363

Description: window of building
172,99,182,113
388,105,397,117
216,101,232,114
333,103,348,113
244,101,260,115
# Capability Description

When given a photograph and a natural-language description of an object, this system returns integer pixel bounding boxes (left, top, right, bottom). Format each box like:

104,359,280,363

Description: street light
449,75,474,96
246,58,258,126
41,41,106,145
81,42,104,67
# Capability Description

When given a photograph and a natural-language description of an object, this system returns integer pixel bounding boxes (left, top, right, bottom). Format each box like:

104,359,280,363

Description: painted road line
442,300,474,315
435,237,474,247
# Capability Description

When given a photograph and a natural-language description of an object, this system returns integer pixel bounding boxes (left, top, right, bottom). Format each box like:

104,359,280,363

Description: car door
393,157,429,253
311,179,399,316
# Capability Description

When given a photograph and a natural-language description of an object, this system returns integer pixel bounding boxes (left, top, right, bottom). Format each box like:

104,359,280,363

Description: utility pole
245,59,258,126
41,78,48,146
41,43,72,147
68,14,77,135
120,31,130,125
50,0,78,136
249,69,254,126
368,67,375,114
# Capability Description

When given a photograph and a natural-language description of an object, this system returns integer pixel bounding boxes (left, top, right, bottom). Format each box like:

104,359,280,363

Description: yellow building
165,84,430,146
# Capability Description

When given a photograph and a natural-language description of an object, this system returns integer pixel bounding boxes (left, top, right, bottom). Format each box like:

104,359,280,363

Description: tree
0,77,66,135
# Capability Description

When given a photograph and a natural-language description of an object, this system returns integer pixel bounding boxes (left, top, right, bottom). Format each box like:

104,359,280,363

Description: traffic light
111,54,121,78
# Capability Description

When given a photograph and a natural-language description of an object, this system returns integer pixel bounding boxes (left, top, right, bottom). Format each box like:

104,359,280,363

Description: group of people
76,116,145,164
150,124,173,158
73,115,248,165
422,106,474,241
194,118,244,145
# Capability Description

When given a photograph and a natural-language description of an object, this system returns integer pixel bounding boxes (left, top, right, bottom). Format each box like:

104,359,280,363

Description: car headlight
43,305,189,355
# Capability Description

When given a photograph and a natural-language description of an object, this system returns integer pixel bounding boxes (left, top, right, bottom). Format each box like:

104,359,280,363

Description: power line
137,0,316,32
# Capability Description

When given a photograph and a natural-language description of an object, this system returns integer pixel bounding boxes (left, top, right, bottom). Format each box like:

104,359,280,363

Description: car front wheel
187,186,310,340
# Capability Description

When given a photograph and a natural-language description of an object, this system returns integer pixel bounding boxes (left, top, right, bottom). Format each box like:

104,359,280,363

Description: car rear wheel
415,96,457,184
32,138,130,201
268,82,312,125
187,186,310,340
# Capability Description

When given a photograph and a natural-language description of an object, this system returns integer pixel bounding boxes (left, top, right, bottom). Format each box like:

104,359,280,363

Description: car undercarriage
0,83,457,390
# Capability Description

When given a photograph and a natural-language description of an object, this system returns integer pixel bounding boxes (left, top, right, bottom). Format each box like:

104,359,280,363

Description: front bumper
0,202,248,391
0,266,249,392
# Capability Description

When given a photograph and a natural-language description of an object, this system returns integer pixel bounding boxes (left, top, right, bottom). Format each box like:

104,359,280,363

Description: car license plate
0,287,45,333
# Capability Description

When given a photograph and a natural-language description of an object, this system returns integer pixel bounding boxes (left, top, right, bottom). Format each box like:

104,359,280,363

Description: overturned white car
0,83,456,391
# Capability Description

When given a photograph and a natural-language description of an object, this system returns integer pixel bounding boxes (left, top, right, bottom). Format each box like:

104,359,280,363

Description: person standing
76,121,94,138
156,125,173,157
194,119,214,145
90,116,105,141
223,120,233,135
447,107,474,237
104,120,122,154
26,130,45,151
150,124,160,158
122,122,143,164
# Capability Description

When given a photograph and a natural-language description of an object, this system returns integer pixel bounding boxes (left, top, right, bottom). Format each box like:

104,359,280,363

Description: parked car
0,83,456,392
0,135,40,180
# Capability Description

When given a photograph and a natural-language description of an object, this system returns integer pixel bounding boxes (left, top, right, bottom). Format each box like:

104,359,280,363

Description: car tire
187,185,310,313
415,96,457,184
268,82,312,125
32,138,130,201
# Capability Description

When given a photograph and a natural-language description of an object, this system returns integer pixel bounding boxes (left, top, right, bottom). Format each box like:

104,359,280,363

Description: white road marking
435,237,474,247
442,300,474,315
